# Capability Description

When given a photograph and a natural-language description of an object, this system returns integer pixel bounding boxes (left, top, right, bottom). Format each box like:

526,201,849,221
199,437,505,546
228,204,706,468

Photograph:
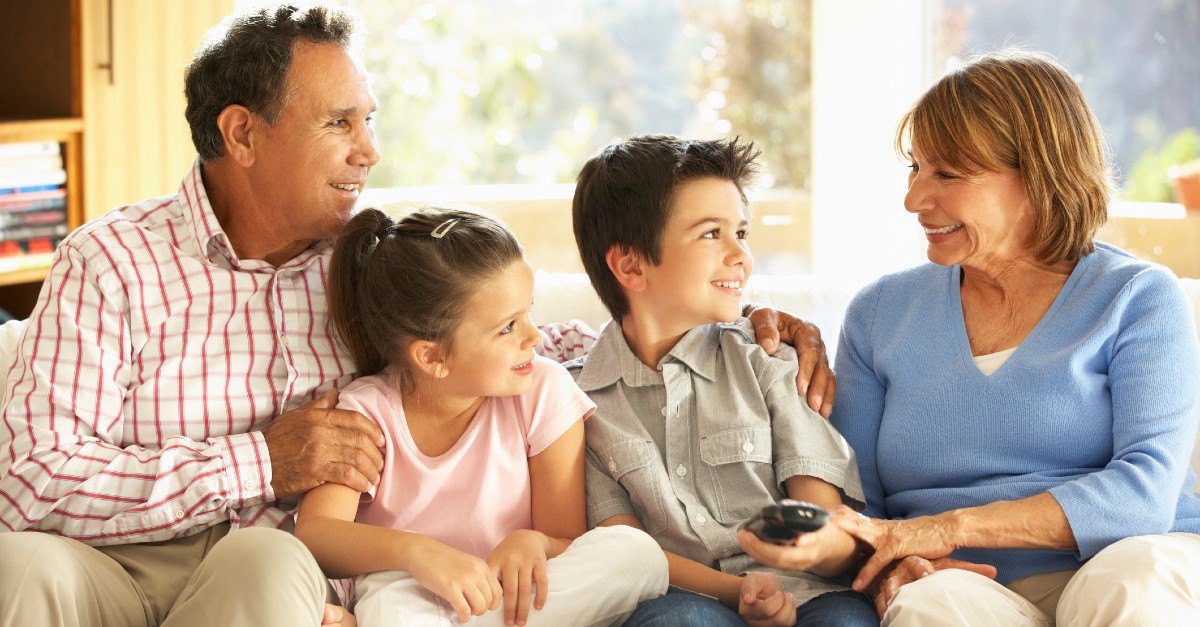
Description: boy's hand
487,529,551,626
738,571,796,627
744,304,835,418
408,537,503,623
736,522,832,573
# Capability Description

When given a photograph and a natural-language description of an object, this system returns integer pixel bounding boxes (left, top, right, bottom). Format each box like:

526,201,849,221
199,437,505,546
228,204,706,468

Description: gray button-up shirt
568,319,865,604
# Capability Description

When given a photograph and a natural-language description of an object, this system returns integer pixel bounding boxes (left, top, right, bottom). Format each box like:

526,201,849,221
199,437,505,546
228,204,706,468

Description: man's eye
500,321,515,335
736,229,748,239
702,229,719,239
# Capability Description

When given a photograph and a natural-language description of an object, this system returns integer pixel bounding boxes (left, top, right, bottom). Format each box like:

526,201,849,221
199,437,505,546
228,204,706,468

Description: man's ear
605,244,648,293
408,340,449,379
215,104,257,167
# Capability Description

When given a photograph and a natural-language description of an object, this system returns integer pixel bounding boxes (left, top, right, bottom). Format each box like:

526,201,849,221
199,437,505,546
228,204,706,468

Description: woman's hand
407,537,503,624
866,556,998,618
744,304,835,417
829,505,961,592
738,571,796,627
487,529,551,626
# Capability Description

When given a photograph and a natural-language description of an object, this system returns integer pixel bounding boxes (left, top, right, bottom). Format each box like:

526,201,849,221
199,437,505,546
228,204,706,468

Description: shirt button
280,335,290,348
696,515,707,525
661,406,667,416
742,440,754,453
608,459,617,472
676,464,687,477
243,480,256,492
175,510,185,520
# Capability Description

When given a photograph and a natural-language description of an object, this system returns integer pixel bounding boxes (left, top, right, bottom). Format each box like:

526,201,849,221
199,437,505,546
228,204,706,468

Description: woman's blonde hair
895,49,1114,265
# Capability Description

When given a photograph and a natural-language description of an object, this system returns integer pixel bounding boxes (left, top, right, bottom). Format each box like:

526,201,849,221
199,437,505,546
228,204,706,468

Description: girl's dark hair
328,207,524,388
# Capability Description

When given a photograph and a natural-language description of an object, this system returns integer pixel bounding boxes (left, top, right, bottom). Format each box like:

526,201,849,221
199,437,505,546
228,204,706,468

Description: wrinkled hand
264,388,385,498
738,571,796,627
744,304,835,417
867,556,997,618
487,530,550,626
321,603,356,627
735,518,839,572
409,537,503,623
829,505,960,592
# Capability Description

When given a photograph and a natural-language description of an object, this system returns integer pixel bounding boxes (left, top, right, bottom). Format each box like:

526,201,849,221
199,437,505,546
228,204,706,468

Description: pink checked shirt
0,159,596,546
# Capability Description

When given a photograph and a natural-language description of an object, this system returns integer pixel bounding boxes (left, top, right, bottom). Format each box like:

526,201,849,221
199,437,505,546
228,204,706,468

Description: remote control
740,499,829,545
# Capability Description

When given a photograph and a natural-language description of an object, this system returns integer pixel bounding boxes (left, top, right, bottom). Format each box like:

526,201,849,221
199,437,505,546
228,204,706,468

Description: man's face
251,42,380,242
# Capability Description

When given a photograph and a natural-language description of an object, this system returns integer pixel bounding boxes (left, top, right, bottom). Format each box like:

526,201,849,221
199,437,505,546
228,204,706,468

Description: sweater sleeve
1049,267,1200,558
829,279,890,519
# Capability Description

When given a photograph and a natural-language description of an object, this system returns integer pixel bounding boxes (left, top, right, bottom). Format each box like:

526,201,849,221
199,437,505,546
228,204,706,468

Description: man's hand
745,304,835,417
264,388,385,498
738,571,796,627
322,604,356,627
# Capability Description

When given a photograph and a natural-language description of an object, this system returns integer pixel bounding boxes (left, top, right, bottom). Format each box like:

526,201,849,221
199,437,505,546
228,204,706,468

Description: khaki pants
881,533,1200,626
0,524,330,626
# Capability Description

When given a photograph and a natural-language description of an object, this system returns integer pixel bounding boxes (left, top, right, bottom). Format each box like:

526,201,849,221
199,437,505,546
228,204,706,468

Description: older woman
739,50,1200,625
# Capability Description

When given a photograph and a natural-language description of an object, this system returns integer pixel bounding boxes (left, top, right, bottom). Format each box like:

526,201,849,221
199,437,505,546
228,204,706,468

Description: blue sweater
830,242,1200,584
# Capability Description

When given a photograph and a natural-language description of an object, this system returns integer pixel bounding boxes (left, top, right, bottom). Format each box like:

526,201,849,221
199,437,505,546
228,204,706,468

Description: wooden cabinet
0,0,232,316
81,0,233,221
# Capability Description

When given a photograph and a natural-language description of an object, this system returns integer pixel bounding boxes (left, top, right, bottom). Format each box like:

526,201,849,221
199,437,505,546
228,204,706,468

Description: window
929,0,1200,203
235,0,818,274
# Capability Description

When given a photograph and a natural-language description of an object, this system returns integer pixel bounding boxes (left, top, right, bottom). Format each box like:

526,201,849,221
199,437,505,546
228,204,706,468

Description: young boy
566,135,877,627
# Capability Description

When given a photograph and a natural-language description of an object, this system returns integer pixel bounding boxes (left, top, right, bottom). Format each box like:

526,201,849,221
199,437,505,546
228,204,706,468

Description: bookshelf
0,0,82,312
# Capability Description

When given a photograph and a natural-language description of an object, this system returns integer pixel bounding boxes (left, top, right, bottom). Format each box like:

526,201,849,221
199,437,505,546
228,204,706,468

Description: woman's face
904,145,1037,272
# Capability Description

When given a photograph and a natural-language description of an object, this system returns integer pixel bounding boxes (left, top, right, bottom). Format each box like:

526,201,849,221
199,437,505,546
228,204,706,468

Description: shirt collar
575,319,733,391
177,158,332,271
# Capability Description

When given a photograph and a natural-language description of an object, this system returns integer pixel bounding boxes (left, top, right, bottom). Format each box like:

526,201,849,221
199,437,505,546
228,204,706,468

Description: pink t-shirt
336,356,595,559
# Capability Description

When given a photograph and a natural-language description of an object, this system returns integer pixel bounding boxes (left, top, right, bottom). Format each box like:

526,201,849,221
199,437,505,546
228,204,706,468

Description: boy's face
641,176,753,332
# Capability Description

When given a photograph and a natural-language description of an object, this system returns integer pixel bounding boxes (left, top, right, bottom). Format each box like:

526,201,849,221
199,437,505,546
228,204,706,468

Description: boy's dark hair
185,4,360,162
572,134,761,320
328,207,524,389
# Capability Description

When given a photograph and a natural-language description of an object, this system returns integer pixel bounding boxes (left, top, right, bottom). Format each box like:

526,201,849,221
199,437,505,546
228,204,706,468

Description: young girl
296,208,668,626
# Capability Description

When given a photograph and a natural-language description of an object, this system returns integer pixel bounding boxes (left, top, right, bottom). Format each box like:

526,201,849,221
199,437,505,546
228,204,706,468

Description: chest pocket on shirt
699,426,774,521
600,439,669,536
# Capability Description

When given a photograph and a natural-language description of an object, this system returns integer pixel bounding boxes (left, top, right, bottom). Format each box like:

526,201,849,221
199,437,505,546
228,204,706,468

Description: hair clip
431,218,460,239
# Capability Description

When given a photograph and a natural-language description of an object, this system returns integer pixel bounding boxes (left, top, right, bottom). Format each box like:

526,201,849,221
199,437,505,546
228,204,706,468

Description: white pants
354,525,669,627
882,533,1200,626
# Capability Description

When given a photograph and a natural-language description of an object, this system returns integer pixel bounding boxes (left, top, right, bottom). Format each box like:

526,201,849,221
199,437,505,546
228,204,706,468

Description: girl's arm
295,482,438,578
296,483,503,623
529,417,587,554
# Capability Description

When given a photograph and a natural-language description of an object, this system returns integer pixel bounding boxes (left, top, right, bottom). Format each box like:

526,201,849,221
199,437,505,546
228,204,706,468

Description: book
0,183,63,195
0,208,68,229
0,140,60,160
0,169,67,192
0,188,67,213
0,154,65,176
0,222,69,242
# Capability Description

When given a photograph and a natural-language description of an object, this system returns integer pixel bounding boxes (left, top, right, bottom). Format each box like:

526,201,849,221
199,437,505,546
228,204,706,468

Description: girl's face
440,259,542,398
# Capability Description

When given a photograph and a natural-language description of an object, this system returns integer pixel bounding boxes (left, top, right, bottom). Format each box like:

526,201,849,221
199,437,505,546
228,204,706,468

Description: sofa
3,271,1199,481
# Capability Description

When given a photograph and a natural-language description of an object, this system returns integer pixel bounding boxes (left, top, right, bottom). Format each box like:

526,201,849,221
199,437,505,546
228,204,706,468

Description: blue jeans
623,589,878,627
